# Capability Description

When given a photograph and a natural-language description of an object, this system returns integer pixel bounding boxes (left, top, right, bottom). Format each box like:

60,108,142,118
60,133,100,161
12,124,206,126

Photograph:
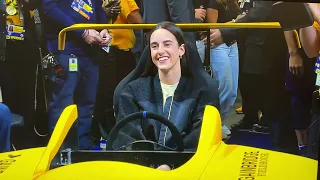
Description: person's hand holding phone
99,29,112,47
82,29,104,45
195,8,206,22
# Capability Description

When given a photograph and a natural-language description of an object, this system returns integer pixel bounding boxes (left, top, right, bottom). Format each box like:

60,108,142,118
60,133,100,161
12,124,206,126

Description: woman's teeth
159,57,169,61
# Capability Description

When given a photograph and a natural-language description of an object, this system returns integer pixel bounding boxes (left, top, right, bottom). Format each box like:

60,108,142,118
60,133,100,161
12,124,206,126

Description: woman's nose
157,44,165,54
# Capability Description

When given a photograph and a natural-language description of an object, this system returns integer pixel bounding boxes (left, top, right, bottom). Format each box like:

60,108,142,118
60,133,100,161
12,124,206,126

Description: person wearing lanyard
42,0,112,149
0,0,39,142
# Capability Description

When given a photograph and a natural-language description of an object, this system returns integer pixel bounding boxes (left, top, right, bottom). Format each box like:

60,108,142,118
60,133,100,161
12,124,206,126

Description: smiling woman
143,22,190,85
112,21,219,152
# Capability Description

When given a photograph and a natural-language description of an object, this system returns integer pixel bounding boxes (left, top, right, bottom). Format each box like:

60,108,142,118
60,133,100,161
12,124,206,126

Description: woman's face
149,28,185,73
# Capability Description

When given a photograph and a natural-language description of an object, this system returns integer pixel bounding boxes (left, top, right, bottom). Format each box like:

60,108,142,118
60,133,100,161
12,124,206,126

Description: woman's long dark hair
141,21,191,77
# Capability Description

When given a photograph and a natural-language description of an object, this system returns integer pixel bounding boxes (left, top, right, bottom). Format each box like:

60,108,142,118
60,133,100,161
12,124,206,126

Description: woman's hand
99,29,112,47
202,29,224,48
289,53,304,77
195,8,207,22
82,29,104,45
156,164,171,171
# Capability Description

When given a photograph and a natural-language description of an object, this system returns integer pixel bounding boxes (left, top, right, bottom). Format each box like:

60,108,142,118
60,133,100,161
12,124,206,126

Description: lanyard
163,95,174,146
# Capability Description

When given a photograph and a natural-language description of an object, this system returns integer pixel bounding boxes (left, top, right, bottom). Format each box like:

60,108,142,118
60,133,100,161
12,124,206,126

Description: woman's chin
158,67,171,74
157,65,170,71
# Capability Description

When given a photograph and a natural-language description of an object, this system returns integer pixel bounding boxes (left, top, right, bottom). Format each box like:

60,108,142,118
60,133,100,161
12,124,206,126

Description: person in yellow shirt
92,0,143,139
105,0,142,50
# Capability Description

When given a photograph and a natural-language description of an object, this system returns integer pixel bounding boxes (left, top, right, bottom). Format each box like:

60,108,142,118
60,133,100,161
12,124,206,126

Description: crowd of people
0,0,320,162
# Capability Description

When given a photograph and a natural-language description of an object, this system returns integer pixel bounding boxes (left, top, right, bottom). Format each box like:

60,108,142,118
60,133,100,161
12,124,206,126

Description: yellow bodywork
0,105,317,180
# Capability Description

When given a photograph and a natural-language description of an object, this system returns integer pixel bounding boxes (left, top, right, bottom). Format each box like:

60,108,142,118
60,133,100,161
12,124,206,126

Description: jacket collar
153,73,189,102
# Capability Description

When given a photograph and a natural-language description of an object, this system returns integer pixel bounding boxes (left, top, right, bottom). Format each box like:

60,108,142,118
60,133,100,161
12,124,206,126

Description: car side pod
32,105,318,179
33,105,78,179
0,105,78,179
34,105,223,180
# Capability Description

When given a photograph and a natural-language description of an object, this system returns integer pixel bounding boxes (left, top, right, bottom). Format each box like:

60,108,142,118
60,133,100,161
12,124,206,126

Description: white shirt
160,81,178,110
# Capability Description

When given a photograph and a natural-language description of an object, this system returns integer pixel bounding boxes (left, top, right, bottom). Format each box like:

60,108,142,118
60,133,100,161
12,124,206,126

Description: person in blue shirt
0,103,11,153
42,0,111,149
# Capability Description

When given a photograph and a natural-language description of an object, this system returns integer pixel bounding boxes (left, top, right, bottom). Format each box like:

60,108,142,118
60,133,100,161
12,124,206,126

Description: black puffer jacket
113,74,220,151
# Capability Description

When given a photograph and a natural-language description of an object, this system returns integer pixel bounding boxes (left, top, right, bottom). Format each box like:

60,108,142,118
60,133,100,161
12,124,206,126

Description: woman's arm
299,25,320,58
308,3,320,25
127,10,143,24
284,30,304,76
206,0,219,23
122,0,143,24
206,8,218,23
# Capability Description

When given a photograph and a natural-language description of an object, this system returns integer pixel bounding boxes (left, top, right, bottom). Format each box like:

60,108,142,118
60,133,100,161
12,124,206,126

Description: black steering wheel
107,111,184,151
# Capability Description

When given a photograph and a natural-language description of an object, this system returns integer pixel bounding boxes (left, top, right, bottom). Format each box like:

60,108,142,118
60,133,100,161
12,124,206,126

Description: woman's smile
158,56,170,64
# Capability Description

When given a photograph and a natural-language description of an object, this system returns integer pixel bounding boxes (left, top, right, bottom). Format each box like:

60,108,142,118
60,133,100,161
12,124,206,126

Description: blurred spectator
284,32,316,156
291,3,320,157
142,0,196,44
234,0,254,115
42,0,111,149
131,0,144,63
0,0,39,138
206,1,297,152
202,0,242,138
92,0,142,139
193,0,207,62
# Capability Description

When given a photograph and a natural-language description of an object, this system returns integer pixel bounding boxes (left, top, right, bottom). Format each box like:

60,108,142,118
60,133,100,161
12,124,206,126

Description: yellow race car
0,104,317,180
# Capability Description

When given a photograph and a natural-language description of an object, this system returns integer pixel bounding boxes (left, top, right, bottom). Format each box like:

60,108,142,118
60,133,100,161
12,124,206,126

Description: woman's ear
179,44,186,57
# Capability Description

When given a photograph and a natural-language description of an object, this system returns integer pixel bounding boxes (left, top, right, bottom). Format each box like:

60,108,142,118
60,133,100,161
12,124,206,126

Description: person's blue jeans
48,54,99,149
0,103,11,152
211,43,239,122
196,40,205,63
